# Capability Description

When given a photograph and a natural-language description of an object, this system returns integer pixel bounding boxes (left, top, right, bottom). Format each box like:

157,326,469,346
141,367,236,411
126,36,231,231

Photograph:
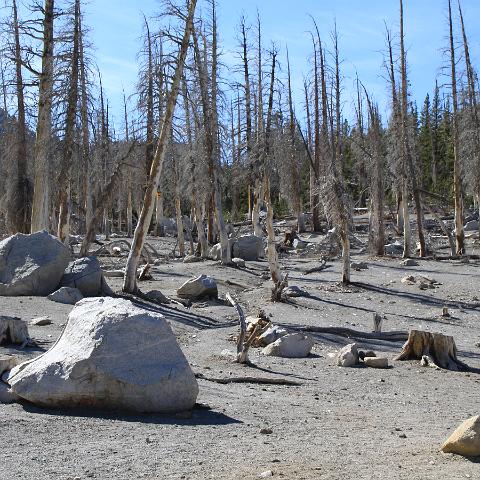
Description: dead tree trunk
57,0,80,243
123,0,197,293
448,0,465,255
396,330,468,371
31,0,55,233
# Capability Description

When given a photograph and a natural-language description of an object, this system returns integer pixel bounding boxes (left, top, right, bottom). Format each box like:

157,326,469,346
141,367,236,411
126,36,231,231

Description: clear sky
84,0,480,128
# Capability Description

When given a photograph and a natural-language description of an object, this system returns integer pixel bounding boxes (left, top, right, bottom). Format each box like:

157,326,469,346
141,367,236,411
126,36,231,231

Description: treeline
0,0,478,283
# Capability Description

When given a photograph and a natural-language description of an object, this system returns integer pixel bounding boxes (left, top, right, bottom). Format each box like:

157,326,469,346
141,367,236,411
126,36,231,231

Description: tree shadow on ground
20,402,242,426
368,261,480,279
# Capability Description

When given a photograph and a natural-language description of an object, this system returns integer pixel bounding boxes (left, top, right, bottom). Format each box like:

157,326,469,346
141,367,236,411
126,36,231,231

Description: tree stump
0,317,31,346
395,330,468,371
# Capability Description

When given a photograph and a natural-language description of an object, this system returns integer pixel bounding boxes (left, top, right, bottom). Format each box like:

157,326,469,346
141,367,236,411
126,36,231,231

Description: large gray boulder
0,231,71,296
177,274,218,300
5,297,199,413
60,256,112,297
232,235,264,261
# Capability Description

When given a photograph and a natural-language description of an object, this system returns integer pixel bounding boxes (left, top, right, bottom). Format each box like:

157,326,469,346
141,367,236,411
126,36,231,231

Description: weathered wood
0,317,31,346
396,330,468,371
226,293,249,363
195,373,302,386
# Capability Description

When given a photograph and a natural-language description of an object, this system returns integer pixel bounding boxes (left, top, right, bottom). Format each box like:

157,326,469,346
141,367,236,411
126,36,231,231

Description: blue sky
84,0,480,127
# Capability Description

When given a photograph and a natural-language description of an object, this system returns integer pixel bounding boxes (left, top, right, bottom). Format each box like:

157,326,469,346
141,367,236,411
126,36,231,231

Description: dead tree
123,0,197,293
396,330,468,371
57,0,81,243
448,0,465,255
31,0,55,233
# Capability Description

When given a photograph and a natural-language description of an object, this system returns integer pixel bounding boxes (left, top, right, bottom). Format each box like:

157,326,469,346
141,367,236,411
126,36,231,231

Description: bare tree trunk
123,0,196,293
126,186,133,237
57,0,80,243
31,0,55,233
6,0,30,233
448,0,465,255
311,33,321,232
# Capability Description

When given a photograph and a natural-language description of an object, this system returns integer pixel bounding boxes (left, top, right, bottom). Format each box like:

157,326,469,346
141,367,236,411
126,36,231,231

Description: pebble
260,428,273,435
259,471,273,478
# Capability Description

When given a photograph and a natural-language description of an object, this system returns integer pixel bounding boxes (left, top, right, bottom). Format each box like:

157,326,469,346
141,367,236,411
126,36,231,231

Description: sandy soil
2,232,480,480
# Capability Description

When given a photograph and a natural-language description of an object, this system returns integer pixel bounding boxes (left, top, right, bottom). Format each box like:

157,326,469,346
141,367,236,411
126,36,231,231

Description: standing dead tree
123,0,197,294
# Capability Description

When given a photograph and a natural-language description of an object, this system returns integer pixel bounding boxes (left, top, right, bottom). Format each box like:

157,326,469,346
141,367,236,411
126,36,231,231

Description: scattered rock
183,255,202,264
232,257,246,268
0,231,71,296
464,220,479,232
48,287,84,305
401,275,416,284
0,355,23,375
258,326,289,346
351,262,368,270
262,333,314,358
385,242,403,255
402,259,419,267
177,275,218,300
145,290,170,304
293,238,308,250
258,471,273,478
60,256,112,296
363,357,389,369
232,235,264,261
337,343,359,367
358,350,376,360
260,428,273,435
0,317,30,346
283,285,309,297
442,416,480,456
0,382,19,404
5,297,199,413
30,316,52,326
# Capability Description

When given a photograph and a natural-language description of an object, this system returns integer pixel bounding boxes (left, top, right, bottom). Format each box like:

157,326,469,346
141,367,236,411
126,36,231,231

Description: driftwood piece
137,263,152,281
0,317,32,347
395,330,469,371
195,373,302,386
299,325,408,342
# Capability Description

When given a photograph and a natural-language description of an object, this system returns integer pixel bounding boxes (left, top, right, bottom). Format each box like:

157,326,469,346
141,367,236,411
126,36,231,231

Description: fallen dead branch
195,373,302,386
298,325,408,342
303,258,331,275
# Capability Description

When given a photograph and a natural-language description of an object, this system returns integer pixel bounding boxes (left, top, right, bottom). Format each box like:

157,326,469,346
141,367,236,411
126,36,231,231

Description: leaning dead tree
123,0,197,294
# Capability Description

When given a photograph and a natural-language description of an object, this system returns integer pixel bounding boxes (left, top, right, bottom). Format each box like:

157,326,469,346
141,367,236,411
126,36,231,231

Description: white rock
5,297,199,413
0,231,71,296
258,471,273,478
363,357,389,369
177,275,218,300
337,343,359,367
232,257,246,268
262,333,314,358
48,287,84,305
30,316,52,326
258,326,289,346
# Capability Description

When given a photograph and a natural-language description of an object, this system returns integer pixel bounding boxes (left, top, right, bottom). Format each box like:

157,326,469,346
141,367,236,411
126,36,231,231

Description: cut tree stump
0,317,31,346
395,330,469,371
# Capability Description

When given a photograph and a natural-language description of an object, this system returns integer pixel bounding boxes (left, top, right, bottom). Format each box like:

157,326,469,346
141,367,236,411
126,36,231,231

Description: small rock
442,416,480,456
232,258,246,268
48,287,83,305
30,316,52,326
399,433,407,439
258,326,289,346
351,262,368,270
262,333,314,358
258,471,273,478
358,350,376,360
402,259,419,267
145,290,170,304
283,286,309,298
183,255,202,264
260,428,273,435
337,343,359,367
401,275,416,284
363,357,389,369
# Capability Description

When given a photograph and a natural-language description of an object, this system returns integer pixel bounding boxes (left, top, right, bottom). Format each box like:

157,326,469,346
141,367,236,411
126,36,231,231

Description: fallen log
395,330,469,371
195,373,302,386
298,325,408,342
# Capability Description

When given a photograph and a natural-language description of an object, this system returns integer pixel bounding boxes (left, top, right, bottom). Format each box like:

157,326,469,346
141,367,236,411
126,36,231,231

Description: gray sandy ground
1,235,480,479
